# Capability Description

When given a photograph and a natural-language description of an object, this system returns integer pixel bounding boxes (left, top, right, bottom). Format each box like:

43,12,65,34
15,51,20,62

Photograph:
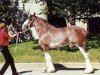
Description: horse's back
66,26,87,36
66,26,88,47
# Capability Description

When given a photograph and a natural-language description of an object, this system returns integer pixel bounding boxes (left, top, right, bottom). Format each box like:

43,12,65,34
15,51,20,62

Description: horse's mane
35,16,55,29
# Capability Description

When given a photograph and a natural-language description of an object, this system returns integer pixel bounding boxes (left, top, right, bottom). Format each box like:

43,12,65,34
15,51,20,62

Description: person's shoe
17,72,21,75
0,71,3,75
12,72,21,75
0,73,3,75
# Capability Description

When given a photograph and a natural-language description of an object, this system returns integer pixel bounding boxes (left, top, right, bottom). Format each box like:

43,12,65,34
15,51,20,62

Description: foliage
87,35,100,49
45,0,100,18
0,0,25,25
1,0,100,23
0,0,32,42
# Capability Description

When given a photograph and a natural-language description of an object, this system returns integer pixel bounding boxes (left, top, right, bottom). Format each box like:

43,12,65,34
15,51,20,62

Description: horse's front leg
42,44,55,73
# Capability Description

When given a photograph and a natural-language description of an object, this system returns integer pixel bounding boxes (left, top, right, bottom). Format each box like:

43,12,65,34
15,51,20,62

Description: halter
28,16,36,27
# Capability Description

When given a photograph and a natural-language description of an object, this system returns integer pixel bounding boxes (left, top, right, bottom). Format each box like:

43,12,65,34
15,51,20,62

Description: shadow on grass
32,45,79,52
54,63,99,73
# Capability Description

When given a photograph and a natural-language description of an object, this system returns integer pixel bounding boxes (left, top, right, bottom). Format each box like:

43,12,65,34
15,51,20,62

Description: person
0,23,20,75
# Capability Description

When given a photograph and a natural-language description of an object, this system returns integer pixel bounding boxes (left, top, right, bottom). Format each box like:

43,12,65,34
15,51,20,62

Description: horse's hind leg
76,45,94,73
42,44,55,73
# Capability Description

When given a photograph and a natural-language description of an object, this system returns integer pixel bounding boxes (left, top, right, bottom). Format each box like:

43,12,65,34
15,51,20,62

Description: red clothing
0,30,10,46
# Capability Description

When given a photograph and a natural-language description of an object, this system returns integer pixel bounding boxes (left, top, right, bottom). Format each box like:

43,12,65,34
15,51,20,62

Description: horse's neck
34,18,52,37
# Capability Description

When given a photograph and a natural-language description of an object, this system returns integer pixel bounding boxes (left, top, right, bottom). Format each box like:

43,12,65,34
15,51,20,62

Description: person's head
0,23,8,31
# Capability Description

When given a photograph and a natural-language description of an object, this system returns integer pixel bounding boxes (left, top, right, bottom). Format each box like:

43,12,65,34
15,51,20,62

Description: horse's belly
49,42,67,48
49,42,60,48
49,37,67,48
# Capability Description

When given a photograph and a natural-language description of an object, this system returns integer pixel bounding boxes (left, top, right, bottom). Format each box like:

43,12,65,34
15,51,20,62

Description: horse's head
22,13,36,31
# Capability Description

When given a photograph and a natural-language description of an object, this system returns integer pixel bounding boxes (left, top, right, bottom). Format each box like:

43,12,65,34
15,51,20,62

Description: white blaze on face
22,19,29,30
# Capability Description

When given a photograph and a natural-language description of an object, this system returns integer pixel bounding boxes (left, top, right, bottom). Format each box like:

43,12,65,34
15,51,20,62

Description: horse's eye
29,19,32,20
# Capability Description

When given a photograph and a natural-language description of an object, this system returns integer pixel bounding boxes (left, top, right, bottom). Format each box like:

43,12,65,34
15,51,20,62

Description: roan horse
22,14,94,73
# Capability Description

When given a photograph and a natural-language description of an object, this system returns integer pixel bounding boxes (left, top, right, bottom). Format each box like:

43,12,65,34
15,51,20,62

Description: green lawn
0,40,100,63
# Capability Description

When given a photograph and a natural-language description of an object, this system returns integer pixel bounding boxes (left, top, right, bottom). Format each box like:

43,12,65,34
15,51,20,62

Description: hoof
47,67,55,73
42,67,55,73
41,68,47,73
84,68,94,74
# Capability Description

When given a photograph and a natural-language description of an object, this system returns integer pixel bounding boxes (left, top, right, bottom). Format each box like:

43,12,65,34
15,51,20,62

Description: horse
22,14,94,74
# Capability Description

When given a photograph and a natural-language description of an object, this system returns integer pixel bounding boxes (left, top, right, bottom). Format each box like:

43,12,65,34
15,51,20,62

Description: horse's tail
80,27,89,39
84,30,89,39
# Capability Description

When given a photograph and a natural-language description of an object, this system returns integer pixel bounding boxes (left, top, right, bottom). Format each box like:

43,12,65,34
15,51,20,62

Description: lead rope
15,33,19,50
14,27,31,50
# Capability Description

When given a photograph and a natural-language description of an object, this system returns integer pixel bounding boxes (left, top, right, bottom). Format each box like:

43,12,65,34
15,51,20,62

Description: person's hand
13,33,18,37
13,32,22,37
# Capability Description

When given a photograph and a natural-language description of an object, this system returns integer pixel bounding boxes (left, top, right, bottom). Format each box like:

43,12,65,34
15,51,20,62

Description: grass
0,39,100,63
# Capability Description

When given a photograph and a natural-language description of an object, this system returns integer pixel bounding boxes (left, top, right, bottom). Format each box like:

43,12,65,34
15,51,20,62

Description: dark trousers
0,46,18,75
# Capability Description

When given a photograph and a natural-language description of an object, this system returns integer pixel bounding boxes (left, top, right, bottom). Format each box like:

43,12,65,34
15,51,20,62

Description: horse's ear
28,13,31,17
33,12,36,16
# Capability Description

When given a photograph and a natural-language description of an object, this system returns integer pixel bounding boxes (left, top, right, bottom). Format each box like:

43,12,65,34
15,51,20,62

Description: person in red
0,23,20,75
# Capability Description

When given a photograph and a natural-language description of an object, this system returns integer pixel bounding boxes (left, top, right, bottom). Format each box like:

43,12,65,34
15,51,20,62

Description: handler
0,23,20,75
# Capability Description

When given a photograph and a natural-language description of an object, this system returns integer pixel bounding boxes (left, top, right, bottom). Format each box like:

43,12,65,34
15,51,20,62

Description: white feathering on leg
78,46,94,73
44,52,55,72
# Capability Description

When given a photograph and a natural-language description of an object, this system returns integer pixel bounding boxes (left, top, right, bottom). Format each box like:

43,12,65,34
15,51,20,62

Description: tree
46,0,100,24
0,0,32,42
45,0,100,17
